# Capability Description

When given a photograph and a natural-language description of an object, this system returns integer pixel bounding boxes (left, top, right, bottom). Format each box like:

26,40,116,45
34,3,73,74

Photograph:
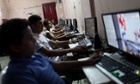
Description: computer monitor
85,17,97,39
73,19,77,29
102,10,140,62
73,19,79,33
58,19,65,26
67,19,71,27
65,19,68,26
67,19,74,30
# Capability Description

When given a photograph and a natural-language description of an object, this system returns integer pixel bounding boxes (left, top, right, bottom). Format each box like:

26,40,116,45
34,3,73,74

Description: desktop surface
81,52,140,84
99,9,140,84
97,52,140,84
78,57,111,84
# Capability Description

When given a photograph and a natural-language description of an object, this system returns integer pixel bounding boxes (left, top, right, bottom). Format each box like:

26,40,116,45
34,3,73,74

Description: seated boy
0,18,100,84
43,20,67,40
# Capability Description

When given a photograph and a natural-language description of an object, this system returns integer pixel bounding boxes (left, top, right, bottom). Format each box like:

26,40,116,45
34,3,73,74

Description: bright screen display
102,11,140,58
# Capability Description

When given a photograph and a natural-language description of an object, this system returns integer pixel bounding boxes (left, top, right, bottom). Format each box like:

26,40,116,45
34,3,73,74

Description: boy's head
43,20,52,30
28,15,43,34
0,18,36,57
50,18,54,24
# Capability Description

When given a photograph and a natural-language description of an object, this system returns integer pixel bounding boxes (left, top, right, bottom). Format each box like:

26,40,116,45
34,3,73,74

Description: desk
78,58,112,84
82,66,111,84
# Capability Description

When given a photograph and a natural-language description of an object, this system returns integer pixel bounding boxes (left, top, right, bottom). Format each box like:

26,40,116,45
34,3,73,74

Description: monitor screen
102,14,119,49
58,19,65,26
102,10,140,58
85,17,97,39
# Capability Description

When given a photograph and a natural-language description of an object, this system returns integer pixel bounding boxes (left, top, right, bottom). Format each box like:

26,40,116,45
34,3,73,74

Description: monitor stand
94,33,102,49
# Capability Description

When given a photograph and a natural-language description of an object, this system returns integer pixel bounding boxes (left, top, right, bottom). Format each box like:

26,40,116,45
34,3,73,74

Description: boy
0,18,100,84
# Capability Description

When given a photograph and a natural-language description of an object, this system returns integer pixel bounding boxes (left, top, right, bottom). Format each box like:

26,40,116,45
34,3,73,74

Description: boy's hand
86,54,101,65
77,34,85,41
71,45,88,53
70,34,86,43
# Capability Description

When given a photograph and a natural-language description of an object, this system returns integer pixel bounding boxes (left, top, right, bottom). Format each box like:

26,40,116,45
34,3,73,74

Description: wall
56,2,65,20
0,0,8,24
62,0,91,32
5,0,55,20
94,0,140,39
0,0,92,32
81,0,92,32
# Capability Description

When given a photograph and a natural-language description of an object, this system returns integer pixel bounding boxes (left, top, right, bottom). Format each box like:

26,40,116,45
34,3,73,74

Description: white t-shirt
33,33,61,58
50,27,55,32
33,33,53,51
41,30,49,36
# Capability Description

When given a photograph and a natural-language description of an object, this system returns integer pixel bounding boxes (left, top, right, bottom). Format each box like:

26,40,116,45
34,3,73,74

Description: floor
0,56,90,84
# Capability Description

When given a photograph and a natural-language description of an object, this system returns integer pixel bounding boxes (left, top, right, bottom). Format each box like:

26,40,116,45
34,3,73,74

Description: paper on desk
68,42,79,48
78,58,111,84
78,57,89,61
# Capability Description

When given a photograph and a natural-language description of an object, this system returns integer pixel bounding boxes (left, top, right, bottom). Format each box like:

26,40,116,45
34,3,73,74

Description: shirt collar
10,54,36,64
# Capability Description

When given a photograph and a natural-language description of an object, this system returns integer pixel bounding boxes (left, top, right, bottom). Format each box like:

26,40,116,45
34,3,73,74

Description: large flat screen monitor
102,10,140,60
84,17,97,39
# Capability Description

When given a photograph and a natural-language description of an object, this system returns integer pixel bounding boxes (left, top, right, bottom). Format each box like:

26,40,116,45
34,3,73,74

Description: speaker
94,33,102,49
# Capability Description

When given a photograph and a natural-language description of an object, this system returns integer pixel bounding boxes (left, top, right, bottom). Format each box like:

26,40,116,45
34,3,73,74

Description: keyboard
48,56,60,62
78,38,92,47
96,53,140,84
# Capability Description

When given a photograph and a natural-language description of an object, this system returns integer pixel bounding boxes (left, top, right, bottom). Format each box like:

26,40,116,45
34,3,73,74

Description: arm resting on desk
52,55,100,72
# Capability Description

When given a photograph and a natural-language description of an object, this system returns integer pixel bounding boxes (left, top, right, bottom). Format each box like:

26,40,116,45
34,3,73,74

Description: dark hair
28,15,42,25
0,18,29,54
43,20,49,26
50,18,54,21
